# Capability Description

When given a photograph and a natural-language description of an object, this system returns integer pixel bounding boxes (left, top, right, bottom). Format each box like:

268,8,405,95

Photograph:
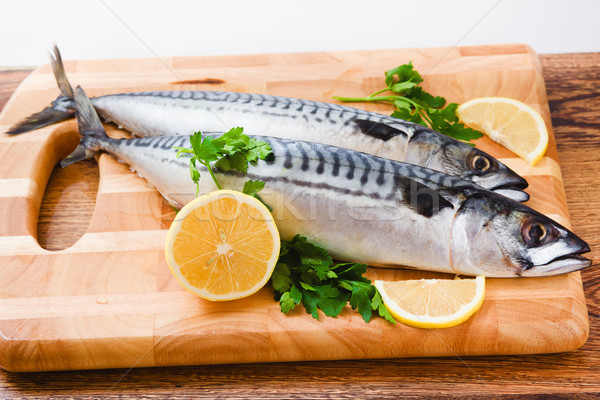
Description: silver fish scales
7,46,529,201
64,86,590,278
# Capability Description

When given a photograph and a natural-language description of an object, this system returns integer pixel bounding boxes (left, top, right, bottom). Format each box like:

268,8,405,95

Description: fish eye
522,220,556,247
472,155,491,172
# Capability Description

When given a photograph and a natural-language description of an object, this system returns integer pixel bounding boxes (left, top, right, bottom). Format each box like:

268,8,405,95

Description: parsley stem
394,96,419,108
368,87,391,97
203,161,223,190
332,96,371,102
334,62,484,143
417,107,434,128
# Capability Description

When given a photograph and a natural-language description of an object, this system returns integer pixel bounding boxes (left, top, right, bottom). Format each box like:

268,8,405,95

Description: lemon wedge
374,276,485,329
165,190,280,301
457,97,548,166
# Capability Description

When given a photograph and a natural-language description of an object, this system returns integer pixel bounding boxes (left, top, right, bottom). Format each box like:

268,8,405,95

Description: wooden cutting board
0,44,589,372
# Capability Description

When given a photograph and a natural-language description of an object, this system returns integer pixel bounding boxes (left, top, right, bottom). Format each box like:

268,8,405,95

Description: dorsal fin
352,118,407,141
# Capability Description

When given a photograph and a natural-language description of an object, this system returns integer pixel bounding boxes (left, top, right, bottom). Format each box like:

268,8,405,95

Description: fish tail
6,46,76,135
61,86,107,167
49,45,75,99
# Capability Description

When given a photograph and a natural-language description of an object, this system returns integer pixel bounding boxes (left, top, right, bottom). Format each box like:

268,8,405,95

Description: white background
1,0,599,66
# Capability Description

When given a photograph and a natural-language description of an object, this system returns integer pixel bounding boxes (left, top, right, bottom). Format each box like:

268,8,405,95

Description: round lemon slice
374,276,485,329
165,190,280,301
457,97,548,166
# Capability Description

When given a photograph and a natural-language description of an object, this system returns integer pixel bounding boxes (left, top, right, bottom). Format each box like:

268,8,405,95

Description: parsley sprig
174,127,272,203
333,62,483,142
174,128,395,324
272,235,395,324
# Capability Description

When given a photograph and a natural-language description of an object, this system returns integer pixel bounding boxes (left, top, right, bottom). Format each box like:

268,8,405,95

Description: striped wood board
0,44,589,371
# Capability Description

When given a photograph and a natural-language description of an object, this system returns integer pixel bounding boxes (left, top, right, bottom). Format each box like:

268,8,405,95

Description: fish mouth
493,187,530,202
492,179,528,191
521,252,592,277
489,178,530,202
489,172,528,189
508,176,529,190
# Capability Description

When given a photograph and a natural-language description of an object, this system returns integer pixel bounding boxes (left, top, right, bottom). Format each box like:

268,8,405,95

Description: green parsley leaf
393,98,412,111
290,283,302,303
289,235,334,271
271,234,396,323
189,131,203,157
407,86,446,109
217,126,248,152
333,62,483,142
372,290,396,324
241,180,272,211
347,280,375,323
245,139,273,163
427,103,483,142
391,107,425,126
271,262,293,292
242,180,266,197
279,292,296,313
301,285,349,319
174,128,273,197
194,134,226,162
385,62,423,87
391,80,419,93
336,262,368,280
280,284,302,313
299,289,320,319
299,281,315,291
216,153,248,173
214,128,273,173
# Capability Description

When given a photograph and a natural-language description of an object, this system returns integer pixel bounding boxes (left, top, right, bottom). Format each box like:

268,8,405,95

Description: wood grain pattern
0,47,596,378
0,48,598,400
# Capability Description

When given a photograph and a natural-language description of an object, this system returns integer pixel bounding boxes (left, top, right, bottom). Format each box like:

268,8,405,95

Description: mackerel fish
7,47,529,201
64,86,590,278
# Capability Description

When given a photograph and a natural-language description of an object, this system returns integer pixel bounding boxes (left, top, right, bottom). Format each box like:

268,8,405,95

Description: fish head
442,144,529,198
450,192,591,277
412,130,529,200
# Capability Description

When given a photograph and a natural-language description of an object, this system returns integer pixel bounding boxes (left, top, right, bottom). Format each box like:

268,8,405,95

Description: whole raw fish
7,47,529,201
64,86,590,277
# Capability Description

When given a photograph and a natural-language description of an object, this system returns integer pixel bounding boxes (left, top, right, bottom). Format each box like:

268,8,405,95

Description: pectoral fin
352,119,407,141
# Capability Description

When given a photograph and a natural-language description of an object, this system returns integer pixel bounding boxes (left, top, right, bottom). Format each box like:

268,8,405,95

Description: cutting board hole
37,158,99,251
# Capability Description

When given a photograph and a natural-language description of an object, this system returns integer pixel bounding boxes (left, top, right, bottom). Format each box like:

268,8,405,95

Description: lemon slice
457,97,548,166
165,190,280,301
374,276,485,328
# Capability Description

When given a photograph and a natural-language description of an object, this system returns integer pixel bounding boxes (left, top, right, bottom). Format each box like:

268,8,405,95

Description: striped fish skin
77,128,589,278
7,46,529,202
92,90,528,200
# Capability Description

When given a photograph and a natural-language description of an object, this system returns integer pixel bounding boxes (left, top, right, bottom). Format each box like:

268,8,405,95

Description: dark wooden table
0,53,599,399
